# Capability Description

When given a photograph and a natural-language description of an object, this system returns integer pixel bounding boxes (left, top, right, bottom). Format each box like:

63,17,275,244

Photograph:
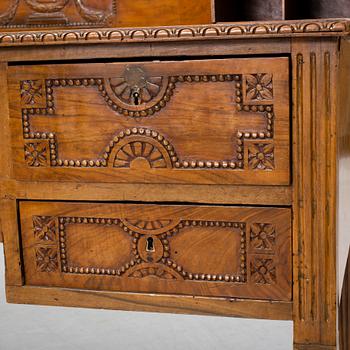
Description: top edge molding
0,18,349,48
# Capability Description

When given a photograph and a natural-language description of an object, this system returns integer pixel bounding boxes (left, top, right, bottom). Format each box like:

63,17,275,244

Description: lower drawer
19,201,292,301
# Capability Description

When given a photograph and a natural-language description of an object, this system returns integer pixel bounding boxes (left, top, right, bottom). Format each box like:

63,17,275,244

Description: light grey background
0,244,292,350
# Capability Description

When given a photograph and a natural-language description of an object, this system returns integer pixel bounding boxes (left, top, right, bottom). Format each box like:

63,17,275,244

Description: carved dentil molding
0,19,348,47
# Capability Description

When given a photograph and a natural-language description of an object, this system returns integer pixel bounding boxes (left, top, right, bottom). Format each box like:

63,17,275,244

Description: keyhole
132,91,140,105
146,237,155,252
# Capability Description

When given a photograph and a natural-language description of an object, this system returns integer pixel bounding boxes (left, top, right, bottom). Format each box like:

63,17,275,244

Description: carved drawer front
9,57,290,185
20,202,292,301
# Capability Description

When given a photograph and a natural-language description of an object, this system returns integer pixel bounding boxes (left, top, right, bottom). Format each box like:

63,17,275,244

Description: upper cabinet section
0,0,212,29
8,57,290,186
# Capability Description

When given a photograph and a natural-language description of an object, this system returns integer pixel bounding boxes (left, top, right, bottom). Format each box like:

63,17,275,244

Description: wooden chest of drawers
0,18,350,350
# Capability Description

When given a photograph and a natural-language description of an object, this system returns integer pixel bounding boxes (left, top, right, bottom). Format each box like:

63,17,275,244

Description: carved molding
58,216,247,283
20,73,275,172
0,19,348,46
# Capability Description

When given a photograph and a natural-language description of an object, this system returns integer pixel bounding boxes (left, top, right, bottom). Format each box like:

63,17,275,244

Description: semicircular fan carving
106,130,177,170
127,264,183,281
113,140,168,169
110,75,163,105
103,66,172,117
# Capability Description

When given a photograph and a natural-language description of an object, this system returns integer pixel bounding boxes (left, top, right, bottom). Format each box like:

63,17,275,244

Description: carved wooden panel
19,201,292,301
9,58,290,185
0,0,211,28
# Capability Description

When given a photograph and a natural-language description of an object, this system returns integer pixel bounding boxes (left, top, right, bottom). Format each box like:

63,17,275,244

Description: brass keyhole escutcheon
146,237,155,252
138,235,164,263
132,91,141,105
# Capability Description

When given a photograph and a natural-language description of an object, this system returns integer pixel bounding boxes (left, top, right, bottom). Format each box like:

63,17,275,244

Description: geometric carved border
20,72,275,171
58,216,248,283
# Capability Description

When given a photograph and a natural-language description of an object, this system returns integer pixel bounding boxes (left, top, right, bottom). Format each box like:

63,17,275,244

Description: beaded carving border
58,216,247,283
21,73,275,171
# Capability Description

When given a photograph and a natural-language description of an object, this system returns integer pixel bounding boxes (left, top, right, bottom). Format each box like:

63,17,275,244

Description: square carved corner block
1,18,350,350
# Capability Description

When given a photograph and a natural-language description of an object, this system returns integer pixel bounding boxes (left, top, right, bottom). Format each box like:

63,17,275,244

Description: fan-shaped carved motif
122,218,181,235
107,131,176,170
113,141,167,169
104,66,170,114
127,263,183,281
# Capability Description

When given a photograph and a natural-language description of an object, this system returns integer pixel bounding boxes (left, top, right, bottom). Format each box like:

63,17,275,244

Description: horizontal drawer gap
8,53,290,67
17,198,292,209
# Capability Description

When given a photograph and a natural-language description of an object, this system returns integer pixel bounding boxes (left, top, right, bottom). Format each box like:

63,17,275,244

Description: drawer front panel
9,57,290,185
20,202,292,301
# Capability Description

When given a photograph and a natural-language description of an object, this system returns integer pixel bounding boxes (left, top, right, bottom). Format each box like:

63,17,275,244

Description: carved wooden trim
20,74,275,171
292,39,337,347
58,216,248,283
0,19,348,46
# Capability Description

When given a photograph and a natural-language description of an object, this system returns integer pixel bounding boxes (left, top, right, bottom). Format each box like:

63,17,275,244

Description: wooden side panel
292,38,338,349
8,57,290,186
0,63,22,285
0,0,212,29
19,201,292,301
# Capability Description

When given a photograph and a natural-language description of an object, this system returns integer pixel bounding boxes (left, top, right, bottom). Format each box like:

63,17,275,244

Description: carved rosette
20,80,44,106
244,73,273,103
58,216,247,283
248,143,275,170
33,216,56,241
250,258,276,285
250,223,276,252
35,247,58,272
24,141,49,167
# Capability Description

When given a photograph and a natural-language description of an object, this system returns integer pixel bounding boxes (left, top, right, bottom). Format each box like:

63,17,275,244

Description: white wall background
0,244,293,350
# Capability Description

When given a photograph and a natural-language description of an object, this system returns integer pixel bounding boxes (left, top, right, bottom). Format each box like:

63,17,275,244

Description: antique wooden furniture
0,2,350,350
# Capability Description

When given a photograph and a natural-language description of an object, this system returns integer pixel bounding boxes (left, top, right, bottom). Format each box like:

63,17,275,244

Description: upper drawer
8,57,290,185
